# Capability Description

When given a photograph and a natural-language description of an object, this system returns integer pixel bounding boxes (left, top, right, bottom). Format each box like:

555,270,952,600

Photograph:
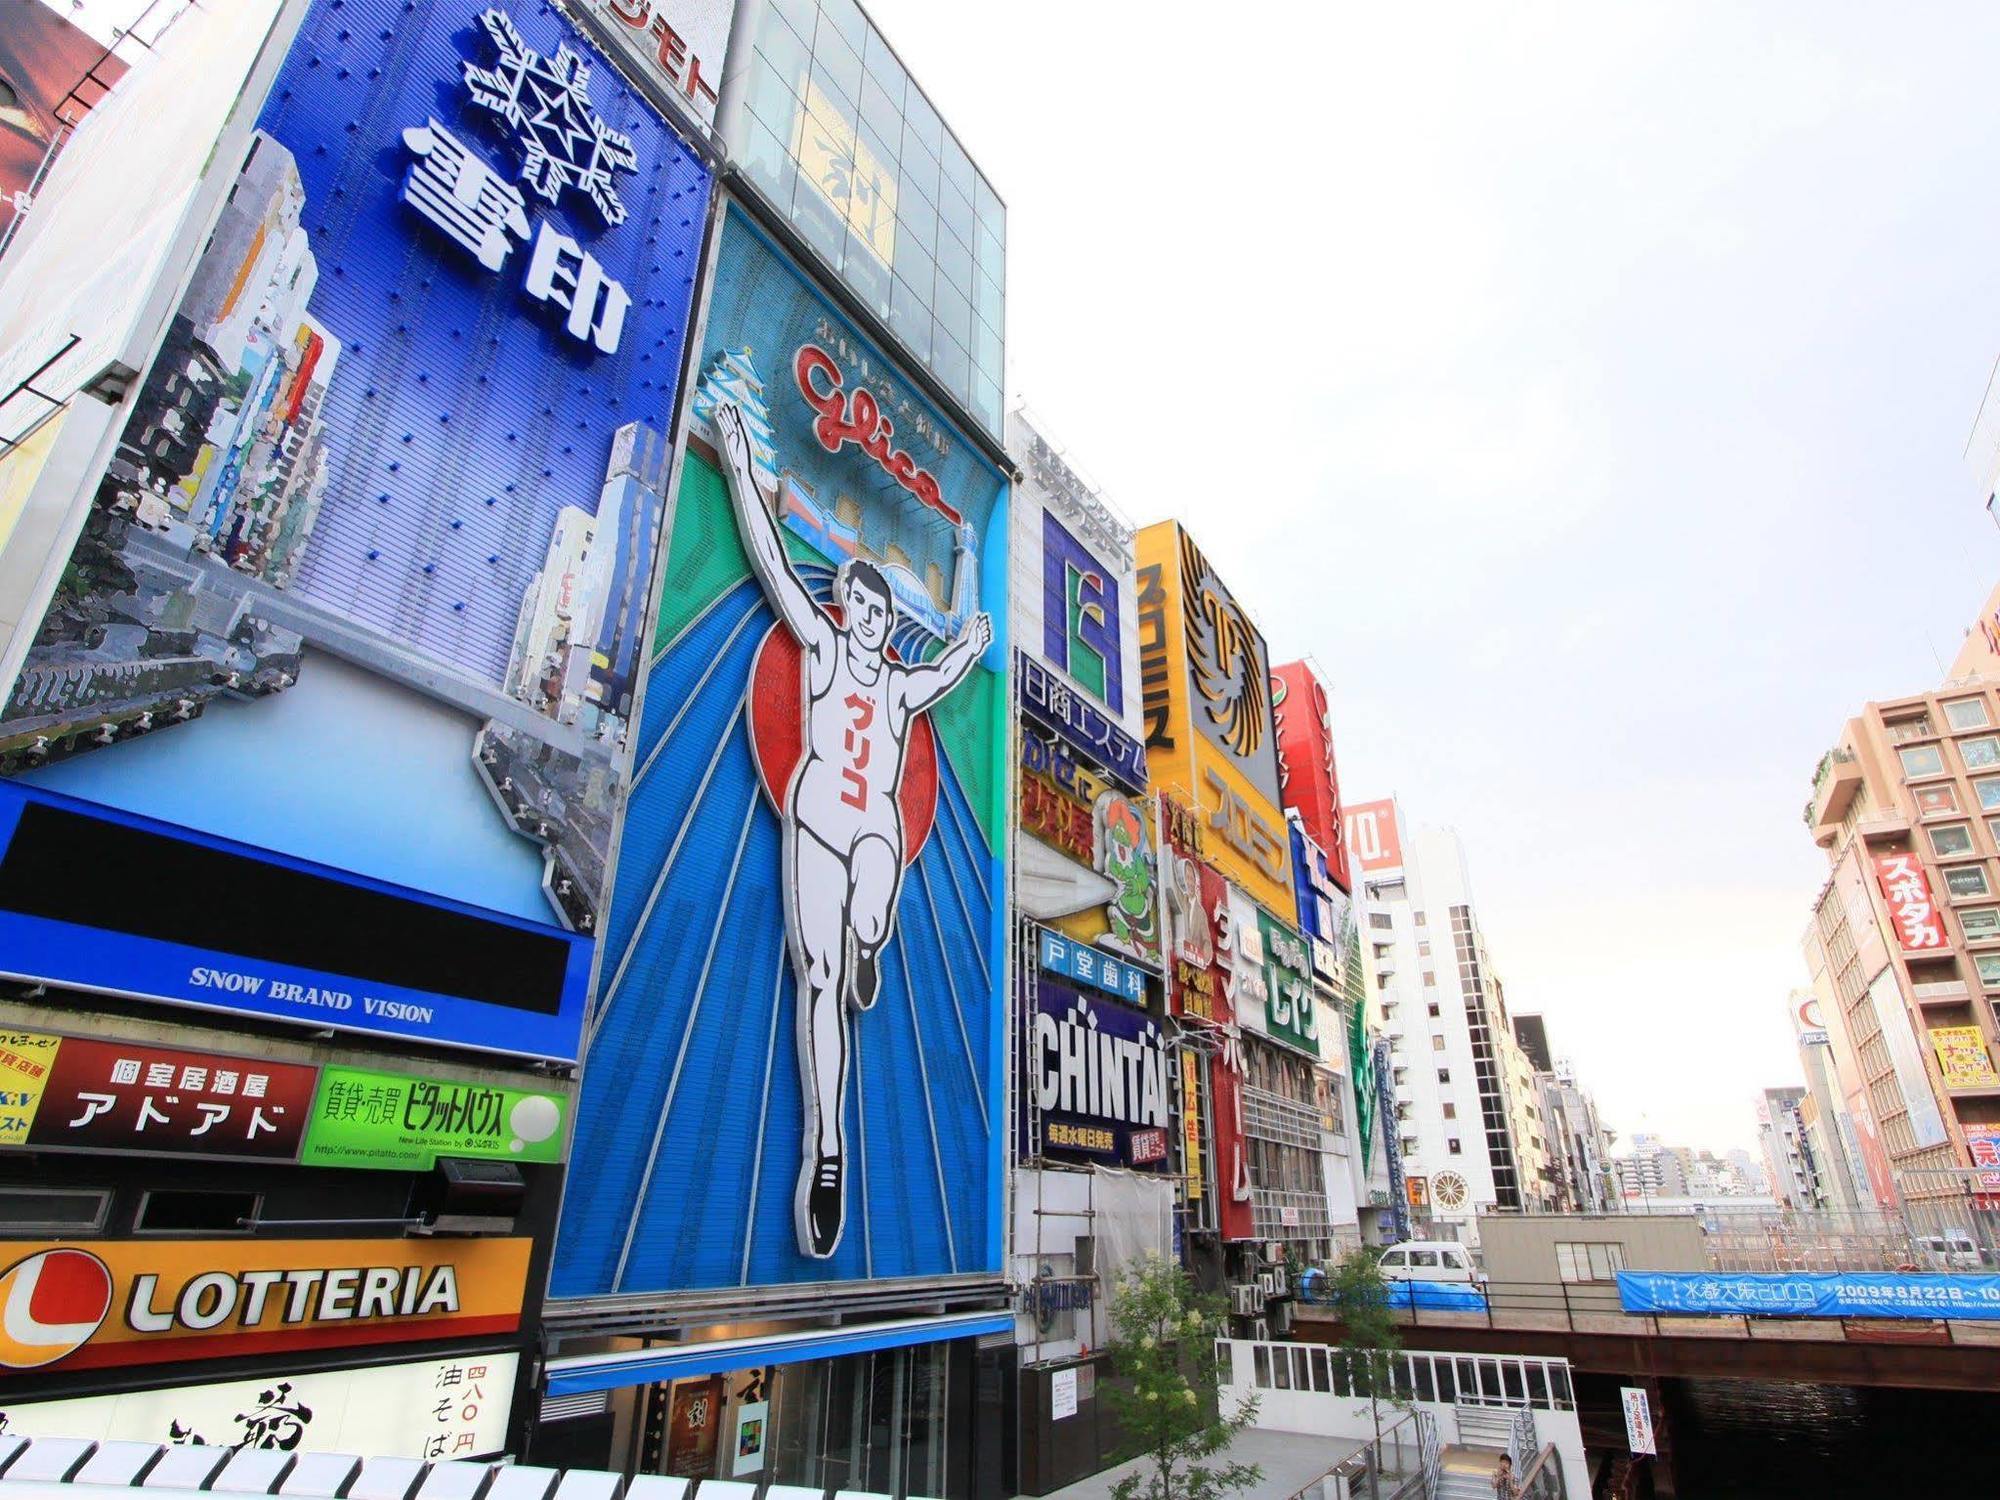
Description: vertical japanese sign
1621,1387,1656,1456
1874,854,1945,950
1135,522,1291,919
1271,661,1349,892
0,0,711,1061
0,1030,59,1146
1260,912,1316,1053
1159,793,1225,1023
553,204,1008,1296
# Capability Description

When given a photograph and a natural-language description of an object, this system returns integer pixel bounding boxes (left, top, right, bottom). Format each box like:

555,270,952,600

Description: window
1431,1035,1447,1052
1555,1241,1628,1282
1987,819,2000,851
1901,745,1946,778
1949,699,1993,731
1917,783,1962,816
1442,1102,1458,1119
1428,1002,1441,1017
1401,1137,1419,1156
1369,914,1393,930
0,1187,108,1234
1410,1250,1440,1268
1961,907,2000,941
1932,824,1976,857
135,1189,260,1234
1422,971,1437,986
1965,738,2000,770
1418,941,1431,956
1948,866,1992,898
1977,955,2000,988
1438,1069,1451,1084
1448,1138,1463,1155
1977,779,2000,812
1415,912,1427,926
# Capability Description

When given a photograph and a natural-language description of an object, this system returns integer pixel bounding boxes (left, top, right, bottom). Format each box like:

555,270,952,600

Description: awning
543,1310,1014,1396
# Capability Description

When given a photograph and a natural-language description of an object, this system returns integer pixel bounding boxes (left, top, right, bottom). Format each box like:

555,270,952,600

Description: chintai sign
1023,976,1172,1170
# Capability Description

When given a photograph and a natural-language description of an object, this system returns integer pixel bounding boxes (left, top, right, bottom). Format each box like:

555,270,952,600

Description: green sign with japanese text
1260,911,1317,1055
300,1066,567,1171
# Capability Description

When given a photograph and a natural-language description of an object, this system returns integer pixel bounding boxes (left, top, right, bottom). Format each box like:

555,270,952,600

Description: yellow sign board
0,1030,59,1145
1136,521,1293,919
1932,1026,2000,1090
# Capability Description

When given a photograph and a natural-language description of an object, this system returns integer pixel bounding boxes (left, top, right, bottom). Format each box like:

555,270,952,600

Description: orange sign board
0,1237,529,1375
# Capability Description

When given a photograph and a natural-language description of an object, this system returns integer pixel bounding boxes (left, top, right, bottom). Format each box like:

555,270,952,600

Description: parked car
1377,1241,1484,1283
1915,1233,1985,1271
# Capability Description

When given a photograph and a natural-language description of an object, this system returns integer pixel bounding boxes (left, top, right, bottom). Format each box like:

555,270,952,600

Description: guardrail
1297,1277,2000,1348
1514,1443,1566,1500
1280,1409,1437,1500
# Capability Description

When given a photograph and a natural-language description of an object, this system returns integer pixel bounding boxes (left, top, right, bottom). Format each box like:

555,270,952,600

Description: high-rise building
1759,1086,1818,1211
1344,799,1526,1239
1785,989,1870,1211
1803,676,2000,1202
1513,1015,1617,1214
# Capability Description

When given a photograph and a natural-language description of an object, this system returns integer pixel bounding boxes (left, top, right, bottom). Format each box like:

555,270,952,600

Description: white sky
866,1,2000,1153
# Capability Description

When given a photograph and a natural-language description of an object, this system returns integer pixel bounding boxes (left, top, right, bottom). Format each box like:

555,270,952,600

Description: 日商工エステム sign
551,203,1009,1297
0,0,712,1062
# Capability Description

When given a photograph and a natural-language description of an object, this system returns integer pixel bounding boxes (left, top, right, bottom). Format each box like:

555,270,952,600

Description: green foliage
1325,1246,1408,1470
1104,1253,1261,1500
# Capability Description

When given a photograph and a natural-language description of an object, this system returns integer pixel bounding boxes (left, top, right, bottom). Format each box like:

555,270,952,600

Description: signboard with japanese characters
300,1066,566,1171
1874,853,1946,951
0,0,713,1064
1260,910,1317,1054
1159,793,1226,1024
0,1352,518,1459
1271,660,1350,893
1290,816,1348,987
553,203,1007,1298
0,1238,529,1378
1017,703,1160,972
1023,975,1173,1170
1966,1126,2000,1192
1135,521,1292,919
578,0,736,130
0,1033,315,1162
1039,929,1146,1005
1931,1027,2000,1090
1018,653,1148,793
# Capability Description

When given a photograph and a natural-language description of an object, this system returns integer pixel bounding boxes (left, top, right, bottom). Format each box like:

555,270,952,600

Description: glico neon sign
793,344,963,526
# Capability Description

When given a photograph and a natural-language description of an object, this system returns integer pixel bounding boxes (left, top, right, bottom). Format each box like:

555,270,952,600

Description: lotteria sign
0,1238,528,1376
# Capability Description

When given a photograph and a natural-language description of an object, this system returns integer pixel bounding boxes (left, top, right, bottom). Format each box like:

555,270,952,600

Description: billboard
300,1065,566,1172
1271,660,1349,892
1136,521,1290,918
1967,1127,2000,1192
0,1351,516,1459
553,202,1008,1296
1344,798,1403,874
1874,853,1945,951
1260,910,1317,1055
0,1237,528,1377
1291,816,1348,988
1016,705,1159,971
1931,1027,2000,1090
0,0,714,1062
0,1,128,244
575,0,736,130
1023,977,1172,1171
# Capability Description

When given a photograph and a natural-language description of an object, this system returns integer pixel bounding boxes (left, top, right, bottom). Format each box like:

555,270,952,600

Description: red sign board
1874,853,1945,951
1344,799,1403,874
1967,1128,2000,1192
1271,661,1349,892
28,1037,316,1161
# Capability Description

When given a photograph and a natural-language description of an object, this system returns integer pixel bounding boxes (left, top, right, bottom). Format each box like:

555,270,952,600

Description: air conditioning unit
1269,1301,1292,1334
1257,1272,1275,1297
1231,1284,1260,1316
1250,1318,1269,1341
1271,1265,1290,1296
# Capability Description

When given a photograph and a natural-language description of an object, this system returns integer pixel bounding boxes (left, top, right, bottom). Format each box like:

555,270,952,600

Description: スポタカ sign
0,1238,528,1375
1025,975,1172,1170
300,1066,566,1171
0,0,709,1063
0,1030,315,1162
0,1352,519,1460
1616,1270,2000,1321
1874,852,1945,951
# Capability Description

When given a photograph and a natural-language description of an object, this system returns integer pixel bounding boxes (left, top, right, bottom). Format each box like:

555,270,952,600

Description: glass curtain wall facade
728,0,1006,436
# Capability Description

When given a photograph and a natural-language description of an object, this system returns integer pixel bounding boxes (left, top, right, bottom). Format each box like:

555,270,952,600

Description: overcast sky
866,1,2000,1152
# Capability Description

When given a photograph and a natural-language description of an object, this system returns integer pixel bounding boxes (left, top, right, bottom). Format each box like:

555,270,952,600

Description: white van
1377,1241,1482,1283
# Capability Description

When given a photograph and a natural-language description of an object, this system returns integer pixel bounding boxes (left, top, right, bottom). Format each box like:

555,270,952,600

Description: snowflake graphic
462,8,638,226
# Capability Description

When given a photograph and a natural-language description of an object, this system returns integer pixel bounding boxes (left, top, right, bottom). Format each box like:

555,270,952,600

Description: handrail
1515,1441,1567,1499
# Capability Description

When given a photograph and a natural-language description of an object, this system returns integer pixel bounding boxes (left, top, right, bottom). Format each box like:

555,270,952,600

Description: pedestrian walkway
1025,1430,1370,1500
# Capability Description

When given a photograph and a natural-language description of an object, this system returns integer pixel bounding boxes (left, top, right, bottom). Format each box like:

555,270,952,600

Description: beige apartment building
1806,679,2000,1198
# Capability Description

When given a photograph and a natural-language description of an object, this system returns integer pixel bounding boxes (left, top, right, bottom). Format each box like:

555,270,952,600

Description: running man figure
715,401,992,1259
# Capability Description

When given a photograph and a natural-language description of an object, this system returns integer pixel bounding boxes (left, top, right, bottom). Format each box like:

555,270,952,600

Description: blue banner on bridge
1617,1270,2000,1321
1386,1279,1490,1312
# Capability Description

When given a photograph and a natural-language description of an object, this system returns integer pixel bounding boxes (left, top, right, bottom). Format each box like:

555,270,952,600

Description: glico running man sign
553,204,1009,1296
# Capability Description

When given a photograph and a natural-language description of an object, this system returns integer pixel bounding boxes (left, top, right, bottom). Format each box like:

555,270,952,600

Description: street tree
1104,1252,1261,1500
1324,1248,1409,1499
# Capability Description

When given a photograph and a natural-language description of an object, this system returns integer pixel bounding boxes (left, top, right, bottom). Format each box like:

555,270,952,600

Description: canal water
1665,1378,1998,1497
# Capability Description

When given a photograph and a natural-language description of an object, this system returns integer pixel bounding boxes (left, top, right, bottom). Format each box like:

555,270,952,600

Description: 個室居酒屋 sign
0,1237,529,1375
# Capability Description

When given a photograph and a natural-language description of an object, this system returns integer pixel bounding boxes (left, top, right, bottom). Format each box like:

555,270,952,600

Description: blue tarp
1617,1270,2000,1321
1386,1278,1490,1311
